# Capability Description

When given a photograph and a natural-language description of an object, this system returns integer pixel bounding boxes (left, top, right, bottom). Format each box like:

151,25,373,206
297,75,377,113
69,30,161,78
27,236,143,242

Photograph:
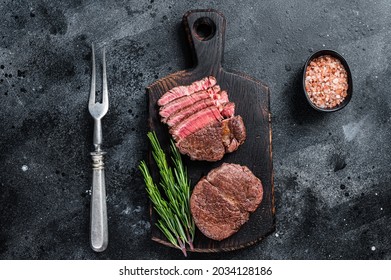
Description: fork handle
90,151,108,252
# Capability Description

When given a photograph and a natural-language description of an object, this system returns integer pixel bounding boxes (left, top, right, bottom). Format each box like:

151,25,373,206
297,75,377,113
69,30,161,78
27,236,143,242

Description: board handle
183,9,226,75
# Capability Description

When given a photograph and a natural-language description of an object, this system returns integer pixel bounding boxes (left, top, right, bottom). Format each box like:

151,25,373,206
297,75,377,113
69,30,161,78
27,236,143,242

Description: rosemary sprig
139,131,195,256
170,140,195,249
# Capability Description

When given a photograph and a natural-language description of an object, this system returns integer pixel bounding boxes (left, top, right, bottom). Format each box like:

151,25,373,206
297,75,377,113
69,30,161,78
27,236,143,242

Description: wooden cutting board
146,9,275,253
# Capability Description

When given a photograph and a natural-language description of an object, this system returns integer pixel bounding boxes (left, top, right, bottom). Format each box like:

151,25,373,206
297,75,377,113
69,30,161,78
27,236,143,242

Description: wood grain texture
146,9,275,253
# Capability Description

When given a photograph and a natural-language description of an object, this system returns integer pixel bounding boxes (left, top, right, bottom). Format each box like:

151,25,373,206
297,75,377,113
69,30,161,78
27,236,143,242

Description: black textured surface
0,0,390,260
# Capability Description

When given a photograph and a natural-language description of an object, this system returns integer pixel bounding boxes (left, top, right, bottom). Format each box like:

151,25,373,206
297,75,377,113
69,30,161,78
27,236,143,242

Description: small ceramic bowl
302,49,353,112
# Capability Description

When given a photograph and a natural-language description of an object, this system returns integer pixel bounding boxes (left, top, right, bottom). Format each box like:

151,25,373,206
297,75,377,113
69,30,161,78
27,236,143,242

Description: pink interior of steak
165,90,229,127
158,76,217,106
170,107,223,141
159,85,221,120
221,102,235,118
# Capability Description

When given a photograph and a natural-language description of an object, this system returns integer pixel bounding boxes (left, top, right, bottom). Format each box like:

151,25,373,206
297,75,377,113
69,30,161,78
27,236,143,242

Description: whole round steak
190,163,263,241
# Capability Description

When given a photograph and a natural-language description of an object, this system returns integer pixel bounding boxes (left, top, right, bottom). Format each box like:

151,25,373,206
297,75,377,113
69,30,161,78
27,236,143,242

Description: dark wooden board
146,9,275,253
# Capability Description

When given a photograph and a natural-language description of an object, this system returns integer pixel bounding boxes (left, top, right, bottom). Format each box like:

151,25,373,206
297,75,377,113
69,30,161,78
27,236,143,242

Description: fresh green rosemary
139,131,195,256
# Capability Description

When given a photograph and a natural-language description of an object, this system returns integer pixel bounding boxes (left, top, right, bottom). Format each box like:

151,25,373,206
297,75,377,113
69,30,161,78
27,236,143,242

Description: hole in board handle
193,17,216,41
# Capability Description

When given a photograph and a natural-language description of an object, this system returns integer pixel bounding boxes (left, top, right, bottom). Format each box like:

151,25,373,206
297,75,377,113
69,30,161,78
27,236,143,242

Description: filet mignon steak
190,163,263,241
157,76,246,161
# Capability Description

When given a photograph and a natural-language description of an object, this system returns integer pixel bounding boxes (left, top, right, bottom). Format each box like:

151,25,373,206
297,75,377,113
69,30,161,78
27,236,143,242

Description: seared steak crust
190,163,263,241
176,121,225,162
177,116,246,161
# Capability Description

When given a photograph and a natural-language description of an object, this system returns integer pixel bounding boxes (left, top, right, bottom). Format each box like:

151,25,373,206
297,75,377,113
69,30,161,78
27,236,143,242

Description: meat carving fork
88,43,108,252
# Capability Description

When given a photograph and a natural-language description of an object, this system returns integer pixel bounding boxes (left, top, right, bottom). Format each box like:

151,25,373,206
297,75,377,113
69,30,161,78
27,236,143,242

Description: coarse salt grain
305,55,349,109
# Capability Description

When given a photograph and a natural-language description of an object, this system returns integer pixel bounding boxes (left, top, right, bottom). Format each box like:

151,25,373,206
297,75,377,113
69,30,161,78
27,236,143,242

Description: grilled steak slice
158,76,217,106
157,76,246,161
166,91,230,127
170,107,223,141
159,85,221,120
221,102,235,118
221,115,246,153
176,116,246,161
190,163,263,241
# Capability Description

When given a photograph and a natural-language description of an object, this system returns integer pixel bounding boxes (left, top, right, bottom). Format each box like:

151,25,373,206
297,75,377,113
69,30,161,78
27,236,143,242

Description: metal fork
89,43,109,252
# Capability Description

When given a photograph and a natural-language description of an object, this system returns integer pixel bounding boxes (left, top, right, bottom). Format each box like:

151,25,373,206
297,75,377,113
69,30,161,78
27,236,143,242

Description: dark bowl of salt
302,49,353,112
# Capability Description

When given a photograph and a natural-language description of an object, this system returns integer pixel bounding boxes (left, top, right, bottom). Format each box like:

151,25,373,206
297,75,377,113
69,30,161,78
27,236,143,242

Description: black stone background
0,0,390,260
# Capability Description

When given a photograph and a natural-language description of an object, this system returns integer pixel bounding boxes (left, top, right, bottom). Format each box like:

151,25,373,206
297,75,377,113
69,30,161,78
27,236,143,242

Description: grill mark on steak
159,85,221,120
158,76,217,106
190,163,263,241
170,107,223,141
165,91,230,127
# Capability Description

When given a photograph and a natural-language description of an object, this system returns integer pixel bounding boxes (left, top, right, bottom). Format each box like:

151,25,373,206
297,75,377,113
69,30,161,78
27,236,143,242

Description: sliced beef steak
170,107,223,141
158,76,217,106
190,163,263,241
165,91,230,127
221,102,235,118
159,85,221,120
157,76,246,161
221,115,246,153
176,116,246,161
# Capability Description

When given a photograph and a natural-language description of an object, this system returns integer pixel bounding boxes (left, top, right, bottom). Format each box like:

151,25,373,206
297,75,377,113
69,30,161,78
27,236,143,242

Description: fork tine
89,43,96,107
102,46,108,108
